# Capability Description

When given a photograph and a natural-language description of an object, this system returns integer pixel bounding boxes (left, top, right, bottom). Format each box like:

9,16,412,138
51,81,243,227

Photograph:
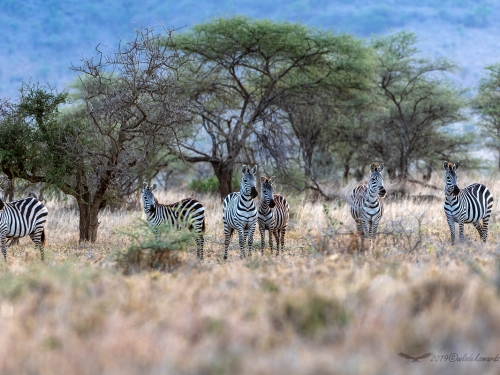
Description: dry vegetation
1,173,500,374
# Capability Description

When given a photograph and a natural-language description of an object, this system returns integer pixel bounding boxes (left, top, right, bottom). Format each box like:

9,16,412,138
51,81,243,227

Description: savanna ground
1,173,500,375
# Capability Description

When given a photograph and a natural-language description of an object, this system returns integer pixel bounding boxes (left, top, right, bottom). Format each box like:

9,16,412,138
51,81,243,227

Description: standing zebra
349,163,386,252
141,183,206,259
0,196,48,260
443,161,493,245
223,165,258,260
258,176,290,255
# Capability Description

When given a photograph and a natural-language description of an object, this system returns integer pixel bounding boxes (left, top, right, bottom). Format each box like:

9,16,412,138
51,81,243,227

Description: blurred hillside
0,0,499,98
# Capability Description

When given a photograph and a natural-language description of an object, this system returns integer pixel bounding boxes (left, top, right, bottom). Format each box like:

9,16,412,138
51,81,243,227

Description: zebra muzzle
269,199,276,208
452,185,460,196
378,187,387,198
251,187,258,199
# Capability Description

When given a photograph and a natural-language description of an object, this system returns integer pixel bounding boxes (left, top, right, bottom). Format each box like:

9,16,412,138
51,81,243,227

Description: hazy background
1,0,499,98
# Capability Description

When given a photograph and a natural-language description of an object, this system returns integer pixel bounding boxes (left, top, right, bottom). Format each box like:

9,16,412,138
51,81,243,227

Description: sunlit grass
0,173,499,374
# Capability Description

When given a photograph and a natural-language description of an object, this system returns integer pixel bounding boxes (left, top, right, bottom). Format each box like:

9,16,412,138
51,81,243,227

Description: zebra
0,196,48,260
349,163,386,252
443,161,493,245
258,176,290,255
141,183,206,259
223,165,258,259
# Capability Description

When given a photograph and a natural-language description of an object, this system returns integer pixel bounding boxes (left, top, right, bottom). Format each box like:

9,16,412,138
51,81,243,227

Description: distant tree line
0,16,497,242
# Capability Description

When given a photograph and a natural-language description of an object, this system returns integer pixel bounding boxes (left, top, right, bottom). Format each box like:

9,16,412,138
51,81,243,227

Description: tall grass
0,173,499,374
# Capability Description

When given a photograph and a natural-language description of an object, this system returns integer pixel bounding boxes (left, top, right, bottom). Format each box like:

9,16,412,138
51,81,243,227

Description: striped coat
0,197,48,260
142,183,206,259
443,161,493,245
223,165,258,259
258,176,290,255
349,163,386,252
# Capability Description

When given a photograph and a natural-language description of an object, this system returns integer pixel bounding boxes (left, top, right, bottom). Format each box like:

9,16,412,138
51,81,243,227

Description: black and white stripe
349,163,386,251
0,197,48,260
223,165,259,259
258,176,290,255
443,161,493,245
142,183,206,259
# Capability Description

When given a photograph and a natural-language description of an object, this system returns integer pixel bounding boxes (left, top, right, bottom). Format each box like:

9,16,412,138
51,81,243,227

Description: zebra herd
143,165,290,260
0,161,495,260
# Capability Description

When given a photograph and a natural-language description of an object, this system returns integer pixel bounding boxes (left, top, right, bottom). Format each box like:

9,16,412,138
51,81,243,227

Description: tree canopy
173,16,375,198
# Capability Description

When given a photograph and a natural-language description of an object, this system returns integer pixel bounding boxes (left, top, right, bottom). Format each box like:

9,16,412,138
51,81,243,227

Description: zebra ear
143,182,148,189
242,165,248,174
370,163,377,172
270,176,276,184
377,164,384,172
260,176,266,184
454,161,460,171
250,165,257,175
443,161,449,170
151,183,157,191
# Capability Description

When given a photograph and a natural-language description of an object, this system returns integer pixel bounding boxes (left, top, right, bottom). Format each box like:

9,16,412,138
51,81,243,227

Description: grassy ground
1,173,500,374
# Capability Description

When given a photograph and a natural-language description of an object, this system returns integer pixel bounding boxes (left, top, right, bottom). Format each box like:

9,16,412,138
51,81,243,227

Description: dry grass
1,173,500,375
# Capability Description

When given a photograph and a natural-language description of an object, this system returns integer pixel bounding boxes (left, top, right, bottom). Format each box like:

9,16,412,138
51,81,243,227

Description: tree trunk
302,148,313,179
212,160,234,201
343,163,350,184
77,200,101,242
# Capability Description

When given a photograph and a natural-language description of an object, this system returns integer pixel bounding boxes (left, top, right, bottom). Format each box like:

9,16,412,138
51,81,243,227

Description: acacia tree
65,25,192,241
173,16,374,199
474,63,500,169
0,25,192,242
372,32,470,180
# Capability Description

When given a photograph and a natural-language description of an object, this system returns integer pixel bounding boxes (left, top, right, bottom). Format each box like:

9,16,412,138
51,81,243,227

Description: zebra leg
446,216,456,245
238,228,247,258
482,216,491,243
356,220,363,236
247,223,257,256
223,223,231,260
273,230,280,256
473,221,483,243
30,232,45,261
361,220,371,252
280,227,286,254
370,220,380,254
195,233,204,260
269,229,274,255
1,235,6,261
260,225,266,255
458,222,465,243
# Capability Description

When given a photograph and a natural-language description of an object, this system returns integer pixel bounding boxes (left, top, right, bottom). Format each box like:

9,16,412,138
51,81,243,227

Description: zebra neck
239,190,254,203
145,204,157,216
445,191,458,202
365,186,379,202
259,201,271,212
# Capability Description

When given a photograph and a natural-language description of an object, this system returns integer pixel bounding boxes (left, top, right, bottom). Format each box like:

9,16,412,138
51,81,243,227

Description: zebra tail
202,217,206,232
41,228,46,247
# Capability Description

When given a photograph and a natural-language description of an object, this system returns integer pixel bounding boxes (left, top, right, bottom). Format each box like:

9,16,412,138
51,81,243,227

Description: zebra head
370,163,386,198
241,165,258,199
443,161,461,196
260,176,276,208
142,182,158,213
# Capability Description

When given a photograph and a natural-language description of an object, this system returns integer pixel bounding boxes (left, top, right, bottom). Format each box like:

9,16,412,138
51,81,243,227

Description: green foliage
188,176,220,194
369,31,470,176
116,219,195,274
0,82,70,182
473,63,500,167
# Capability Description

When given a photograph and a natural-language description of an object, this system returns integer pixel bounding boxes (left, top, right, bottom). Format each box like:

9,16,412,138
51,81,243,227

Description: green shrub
116,219,194,274
188,176,220,194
